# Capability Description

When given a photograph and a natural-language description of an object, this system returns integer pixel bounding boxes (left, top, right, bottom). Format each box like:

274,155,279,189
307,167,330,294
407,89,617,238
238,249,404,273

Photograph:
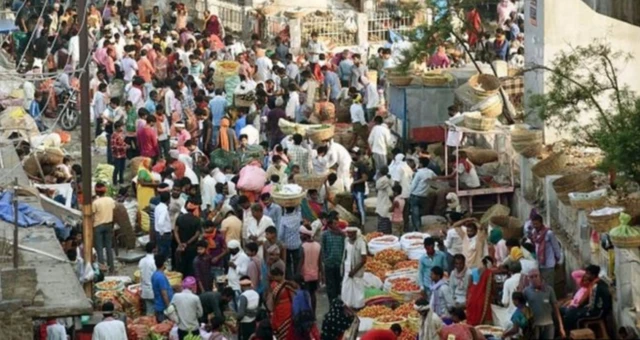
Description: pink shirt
392,197,405,223
301,241,321,281
137,57,155,83
176,129,191,148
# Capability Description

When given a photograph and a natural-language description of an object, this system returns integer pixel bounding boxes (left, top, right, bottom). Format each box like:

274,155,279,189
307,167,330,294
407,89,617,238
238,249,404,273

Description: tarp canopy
0,106,40,140
0,190,67,238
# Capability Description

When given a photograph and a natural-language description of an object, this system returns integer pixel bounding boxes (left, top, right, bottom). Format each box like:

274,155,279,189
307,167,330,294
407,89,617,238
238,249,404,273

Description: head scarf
321,299,354,340
219,117,231,151
446,192,461,212
488,228,503,245
227,240,241,249
140,157,152,170
509,247,523,261
571,269,586,286
95,183,107,194
182,276,197,290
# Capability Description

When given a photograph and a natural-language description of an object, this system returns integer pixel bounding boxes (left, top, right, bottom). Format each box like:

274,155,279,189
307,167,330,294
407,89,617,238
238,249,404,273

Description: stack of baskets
294,174,326,190
531,151,567,177
588,207,624,233
489,216,523,240
307,125,335,144
271,191,307,208
471,95,503,118
569,189,607,211
552,173,594,205
468,74,501,98
511,126,544,158
464,112,495,131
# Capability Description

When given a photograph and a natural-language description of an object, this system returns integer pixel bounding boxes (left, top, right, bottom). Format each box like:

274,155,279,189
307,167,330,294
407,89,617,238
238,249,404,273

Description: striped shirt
321,230,345,267
279,209,302,250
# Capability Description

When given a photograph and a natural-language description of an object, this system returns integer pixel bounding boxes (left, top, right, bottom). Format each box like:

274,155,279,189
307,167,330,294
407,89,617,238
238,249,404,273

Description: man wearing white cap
341,227,367,309
226,240,250,294
175,121,191,149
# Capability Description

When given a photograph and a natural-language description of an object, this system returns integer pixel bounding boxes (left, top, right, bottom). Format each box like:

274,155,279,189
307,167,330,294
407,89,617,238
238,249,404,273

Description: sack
164,303,180,324
210,149,235,169
368,235,401,255
344,16,357,34
237,165,267,192
400,232,429,250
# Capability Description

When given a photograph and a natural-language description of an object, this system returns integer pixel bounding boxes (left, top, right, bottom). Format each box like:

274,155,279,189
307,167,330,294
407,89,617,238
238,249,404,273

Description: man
221,209,242,245
266,97,287,147
247,203,275,259
151,255,174,322
322,65,341,103
287,133,310,174
200,287,235,324
138,241,157,316
464,221,488,269
563,265,612,333
261,194,282,235
171,277,203,339
325,139,353,189
174,201,202,277
418,237,447,295
239,119,260,146
152,191,172,259
265,155,287,184
236,277,260,340
321,217,345,303
92,302,127,339
349,93,367,150
121,50,138,83
350,149,369,227
92,183,116,273
341,227,367,309
415,298,444,340
306,31,324,66
449,253,471,307
195,108,214,155
368,116,392,177
245,242,263,293
138,115,159,160
361,76,380,120
409,157,436,232
349,54,367,92
227,240,250,295
337,50,353,87
530,214,562,286
430,266,454,318
255,50,273,82
501,260,523,314
285,83,301,122
280,206,302,279
523,268,566,339
208,89,227,143
101,98,125,164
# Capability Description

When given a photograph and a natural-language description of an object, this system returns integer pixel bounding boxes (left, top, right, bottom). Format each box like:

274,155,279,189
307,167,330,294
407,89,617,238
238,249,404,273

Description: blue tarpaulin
0,191,67,238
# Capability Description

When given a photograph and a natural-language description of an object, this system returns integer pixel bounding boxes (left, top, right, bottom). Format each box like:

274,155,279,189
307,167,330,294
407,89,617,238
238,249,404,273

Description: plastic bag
344,16,357,34
363,272,383,290
237,165,267,192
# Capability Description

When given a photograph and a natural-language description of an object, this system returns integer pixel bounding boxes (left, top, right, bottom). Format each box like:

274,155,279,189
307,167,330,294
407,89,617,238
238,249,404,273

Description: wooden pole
78,0,94,298
12,178,18,268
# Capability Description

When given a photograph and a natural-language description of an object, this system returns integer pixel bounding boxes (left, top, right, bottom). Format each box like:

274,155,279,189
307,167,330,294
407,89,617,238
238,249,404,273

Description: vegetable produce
398,330,418,340
374,248,408,265
365,232,384,242
394,301,419,318
357,305,393,318
365,260,392,280
394,260,419,270
376,314,406,323
391,280,421,292
609,213,640,237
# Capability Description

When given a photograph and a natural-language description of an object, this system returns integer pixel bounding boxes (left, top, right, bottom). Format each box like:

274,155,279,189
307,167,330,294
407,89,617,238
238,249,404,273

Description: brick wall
0,301,34,340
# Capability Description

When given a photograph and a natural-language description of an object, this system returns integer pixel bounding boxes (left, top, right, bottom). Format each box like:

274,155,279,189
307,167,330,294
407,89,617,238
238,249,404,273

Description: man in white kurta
341,227,368,309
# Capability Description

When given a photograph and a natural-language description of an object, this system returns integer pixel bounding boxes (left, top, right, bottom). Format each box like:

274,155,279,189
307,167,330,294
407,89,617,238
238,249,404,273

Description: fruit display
357,305,393,318
394,260,419,270
398,329,418,340
391,280,421,293
374,248,408,265
371,235,399,244
365,232,384,242
376,314,406,323
394,301,419,318
365,260,392,280
95,280,124,291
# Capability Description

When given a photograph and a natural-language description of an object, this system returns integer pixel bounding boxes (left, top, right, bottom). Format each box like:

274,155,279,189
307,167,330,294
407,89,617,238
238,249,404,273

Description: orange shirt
137,57,155,83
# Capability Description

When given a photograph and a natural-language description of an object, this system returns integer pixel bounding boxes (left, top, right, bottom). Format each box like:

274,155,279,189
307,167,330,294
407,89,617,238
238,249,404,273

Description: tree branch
602,53,623,113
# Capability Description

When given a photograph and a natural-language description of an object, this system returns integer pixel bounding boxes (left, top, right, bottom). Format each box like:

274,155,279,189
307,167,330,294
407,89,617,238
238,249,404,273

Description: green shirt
321,230,345,267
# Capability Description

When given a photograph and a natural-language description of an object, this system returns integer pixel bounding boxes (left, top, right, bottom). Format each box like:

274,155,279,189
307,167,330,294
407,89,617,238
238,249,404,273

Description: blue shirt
235,116,246,137
323,71,341,100
29,100,40,119
279,208,302,250
213,193,225,207
338,59,353,81
145,99,156,114
264,203,282,232
151,270,174,312
208,96,227,126
418,250,447,292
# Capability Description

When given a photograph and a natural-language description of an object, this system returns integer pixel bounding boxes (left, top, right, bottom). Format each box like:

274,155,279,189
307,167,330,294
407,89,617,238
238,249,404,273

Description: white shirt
68,35,80,64
368,124,392,156
22,81,35,111
171,289,203,331
391,162,413,198
364,83,380,109
255,56,273,81
46,323,67,340
138,253,156,300
121,56,138,82
311,150,329,175
326,142,352,175
201,174,217,210
228,251,250,290
245,216,274,243
154,202,172,234
444,227,466,256
350,103,366,124
240,125,260,145
501,272,522,312
184,166,199,185
164,88,175,115
127,85,144,110
285,91,300,120
457,162,481,188
307,40,324,63
92,319,127,340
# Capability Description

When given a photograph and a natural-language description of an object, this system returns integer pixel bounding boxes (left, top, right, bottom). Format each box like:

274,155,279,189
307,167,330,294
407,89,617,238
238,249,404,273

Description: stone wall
0,301,34,340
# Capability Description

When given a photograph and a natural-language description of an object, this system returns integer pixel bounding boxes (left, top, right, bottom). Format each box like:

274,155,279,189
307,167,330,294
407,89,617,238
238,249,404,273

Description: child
194,240,214,293
263,226,285,263
30,91,45,131
202,220,226,283
503,291,533,339
299,225,322,315
391,184,405,236
110,121,128,185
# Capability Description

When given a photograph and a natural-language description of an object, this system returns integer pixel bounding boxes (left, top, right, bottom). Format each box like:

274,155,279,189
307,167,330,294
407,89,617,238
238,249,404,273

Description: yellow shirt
221,215,242,244
92,196,116,226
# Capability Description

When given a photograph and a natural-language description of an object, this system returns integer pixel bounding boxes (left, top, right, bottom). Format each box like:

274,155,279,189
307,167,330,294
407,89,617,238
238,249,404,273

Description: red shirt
110,131,127,159
361,330,396,340
138,126,158,157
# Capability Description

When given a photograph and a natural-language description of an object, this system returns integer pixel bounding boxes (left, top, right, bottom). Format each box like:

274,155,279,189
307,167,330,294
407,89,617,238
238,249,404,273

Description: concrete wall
0,301,34,340
524,0,640,143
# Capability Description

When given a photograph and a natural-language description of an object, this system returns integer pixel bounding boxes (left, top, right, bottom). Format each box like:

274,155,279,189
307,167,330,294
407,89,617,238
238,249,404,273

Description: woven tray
611,235,640,248
388,75,413,86
480,99,503,118
489,216,523,240
570,196,606,211
531,152,567,178
552,173,594,205
271,191,306,208
294,174,326,190
464,115,496,131
307,125,335,144
468,74,501,97
588,212,622,233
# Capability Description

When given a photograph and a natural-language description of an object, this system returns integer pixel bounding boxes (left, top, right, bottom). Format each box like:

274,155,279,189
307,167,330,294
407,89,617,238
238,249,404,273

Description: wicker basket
235,97,254,108
307,125,335,144
421,74,451,87
622,197,640,220
460,147,498,165
552,173,594,205
258,5,278,15
480,99,503,118
388,75,413,86
531,152,567,178
464,115,496,131
489,216,523,240
519,144,543,158
468,74,501,97
284,11,306,19
570,196,606,211
588,211,623,233
511,127,543,143
271,191,306,208
293,174,326,190
480,204,510,226
611,235,640,248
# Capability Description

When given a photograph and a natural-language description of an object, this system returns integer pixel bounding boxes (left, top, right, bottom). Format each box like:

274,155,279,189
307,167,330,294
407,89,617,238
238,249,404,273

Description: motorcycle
57,91,80,131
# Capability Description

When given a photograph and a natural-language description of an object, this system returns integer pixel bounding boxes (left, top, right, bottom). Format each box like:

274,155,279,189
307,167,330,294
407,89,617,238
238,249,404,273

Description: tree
527,40,640,184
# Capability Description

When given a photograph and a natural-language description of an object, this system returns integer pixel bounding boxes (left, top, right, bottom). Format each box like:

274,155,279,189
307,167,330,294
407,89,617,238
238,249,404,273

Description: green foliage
527,40,640,183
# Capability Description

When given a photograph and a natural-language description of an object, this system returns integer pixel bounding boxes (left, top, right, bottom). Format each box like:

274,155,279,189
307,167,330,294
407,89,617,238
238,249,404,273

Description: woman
466,5,483,48
217,117,239,151
268,270,296,340
136,158,157,212
466,257,495,326
321,299,355,340
87,4,102,33
428,45,451,68
203,10,224,38
497,0,516,29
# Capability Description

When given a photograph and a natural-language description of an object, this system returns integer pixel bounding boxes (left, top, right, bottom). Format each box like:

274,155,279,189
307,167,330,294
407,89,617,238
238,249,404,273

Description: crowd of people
8,0,616,339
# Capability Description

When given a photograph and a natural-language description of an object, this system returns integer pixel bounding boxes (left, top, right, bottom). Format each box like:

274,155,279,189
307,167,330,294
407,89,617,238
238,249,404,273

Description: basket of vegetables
307,124,335,144
609,213,640,248
373,315,407,329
